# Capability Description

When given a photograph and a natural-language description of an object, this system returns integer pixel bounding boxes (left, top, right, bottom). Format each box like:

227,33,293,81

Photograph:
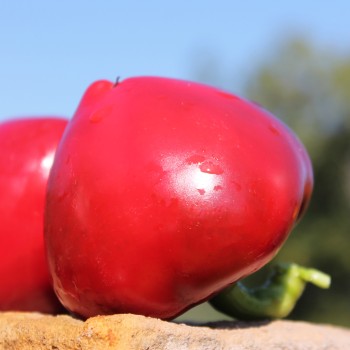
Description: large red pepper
45,77,314,319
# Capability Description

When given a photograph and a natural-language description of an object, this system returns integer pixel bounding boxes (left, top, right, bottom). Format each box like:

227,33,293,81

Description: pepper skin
45,77,313,320
0,117,67,313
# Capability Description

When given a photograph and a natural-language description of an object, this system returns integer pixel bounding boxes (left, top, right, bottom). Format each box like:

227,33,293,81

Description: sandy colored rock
1,312,350,349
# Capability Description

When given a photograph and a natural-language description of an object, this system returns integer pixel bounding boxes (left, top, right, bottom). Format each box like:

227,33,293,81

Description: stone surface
1,312,350,349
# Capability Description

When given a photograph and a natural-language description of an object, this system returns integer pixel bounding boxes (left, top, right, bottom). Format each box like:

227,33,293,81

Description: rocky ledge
1,312,350,349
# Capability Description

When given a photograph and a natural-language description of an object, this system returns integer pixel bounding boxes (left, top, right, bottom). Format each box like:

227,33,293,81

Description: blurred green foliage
180,36,350,327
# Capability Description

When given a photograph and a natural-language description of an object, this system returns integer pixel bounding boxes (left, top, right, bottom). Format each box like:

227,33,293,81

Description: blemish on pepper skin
214,185,223,191
268,124,280,136
89,112,103,123
186,155,206,165
199,161,224,175
197,189,206,195
89,106,113,124
231,181,242,191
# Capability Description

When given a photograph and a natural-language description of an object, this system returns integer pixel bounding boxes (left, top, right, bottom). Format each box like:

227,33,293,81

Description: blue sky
1,1,350,121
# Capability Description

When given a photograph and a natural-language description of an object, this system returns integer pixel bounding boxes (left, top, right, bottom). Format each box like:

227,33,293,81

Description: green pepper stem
209,263,331,320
